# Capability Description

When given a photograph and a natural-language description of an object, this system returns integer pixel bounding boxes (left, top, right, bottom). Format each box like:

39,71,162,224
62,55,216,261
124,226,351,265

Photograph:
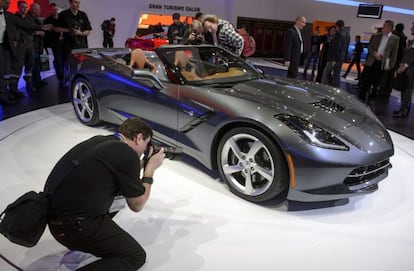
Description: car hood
195,77,390,152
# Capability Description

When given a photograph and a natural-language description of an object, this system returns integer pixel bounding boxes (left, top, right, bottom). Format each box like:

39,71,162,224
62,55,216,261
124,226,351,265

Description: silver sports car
66,45,394,203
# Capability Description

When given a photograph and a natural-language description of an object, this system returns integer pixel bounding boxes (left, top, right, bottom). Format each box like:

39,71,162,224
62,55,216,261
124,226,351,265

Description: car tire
217,127,289,202
71,77,100,126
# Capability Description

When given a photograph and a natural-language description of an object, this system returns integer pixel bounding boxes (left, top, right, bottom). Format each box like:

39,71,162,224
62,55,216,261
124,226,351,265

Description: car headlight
275,114,349,151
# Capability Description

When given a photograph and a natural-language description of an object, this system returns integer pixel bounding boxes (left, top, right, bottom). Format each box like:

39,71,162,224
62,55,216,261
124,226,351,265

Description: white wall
53,0,413,48
58,0,233,48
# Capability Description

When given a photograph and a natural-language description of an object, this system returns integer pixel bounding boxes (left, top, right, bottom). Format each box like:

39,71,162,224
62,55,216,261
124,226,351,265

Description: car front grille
344,159,391,191
310,98,344,113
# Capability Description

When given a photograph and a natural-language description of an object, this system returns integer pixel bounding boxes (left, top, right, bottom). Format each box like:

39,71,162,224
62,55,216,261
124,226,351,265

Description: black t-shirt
58,9,92,49
43,15,61,47
45,135,145,218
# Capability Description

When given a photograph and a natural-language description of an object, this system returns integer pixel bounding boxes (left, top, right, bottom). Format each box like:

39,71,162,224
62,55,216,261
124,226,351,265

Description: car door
96,59,180,145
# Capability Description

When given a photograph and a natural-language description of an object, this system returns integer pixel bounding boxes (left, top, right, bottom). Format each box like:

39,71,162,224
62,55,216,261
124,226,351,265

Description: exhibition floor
1,102,414,270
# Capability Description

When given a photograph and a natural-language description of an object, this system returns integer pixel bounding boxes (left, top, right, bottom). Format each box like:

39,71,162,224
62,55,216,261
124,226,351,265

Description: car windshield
155,45,262,85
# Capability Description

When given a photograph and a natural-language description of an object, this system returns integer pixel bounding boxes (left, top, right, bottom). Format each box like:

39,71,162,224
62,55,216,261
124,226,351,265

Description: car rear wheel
217,127,289,202
72,78,100,126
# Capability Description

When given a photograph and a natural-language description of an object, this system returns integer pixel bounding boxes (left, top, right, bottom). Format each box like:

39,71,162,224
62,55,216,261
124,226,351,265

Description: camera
192,32,203,42
147,141,182,160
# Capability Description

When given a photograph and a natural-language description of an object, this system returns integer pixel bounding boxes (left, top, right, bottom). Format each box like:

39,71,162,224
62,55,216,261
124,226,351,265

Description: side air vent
310,99,344,113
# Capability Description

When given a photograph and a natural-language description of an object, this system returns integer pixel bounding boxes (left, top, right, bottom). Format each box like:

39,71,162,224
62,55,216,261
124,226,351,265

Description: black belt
49,216,87,225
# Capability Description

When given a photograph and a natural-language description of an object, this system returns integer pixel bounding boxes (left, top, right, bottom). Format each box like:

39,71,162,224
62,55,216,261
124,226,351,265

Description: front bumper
287,158,392,202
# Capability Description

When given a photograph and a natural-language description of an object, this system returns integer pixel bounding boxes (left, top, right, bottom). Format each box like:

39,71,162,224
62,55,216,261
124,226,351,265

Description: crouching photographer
44,117,165,271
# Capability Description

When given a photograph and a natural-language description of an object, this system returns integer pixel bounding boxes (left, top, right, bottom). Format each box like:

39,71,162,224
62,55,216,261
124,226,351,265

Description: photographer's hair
118,117,153,141
190,19,203,32
202,14,219,25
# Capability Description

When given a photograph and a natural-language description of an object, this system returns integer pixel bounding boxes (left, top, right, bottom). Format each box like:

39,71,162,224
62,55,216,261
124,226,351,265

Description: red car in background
125,32,169,51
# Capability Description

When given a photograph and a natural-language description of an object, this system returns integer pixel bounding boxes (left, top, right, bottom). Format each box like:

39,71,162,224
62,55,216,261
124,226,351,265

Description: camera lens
147,142,182,160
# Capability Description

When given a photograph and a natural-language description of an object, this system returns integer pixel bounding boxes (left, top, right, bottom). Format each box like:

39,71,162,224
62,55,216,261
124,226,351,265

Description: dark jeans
0,44,11,94
316,60,327,83
322,61,342,87
379,69,393,95
32,52,41,88
103,34,114,48
400,76,414,112
358,60,382,103
344,56,361,78
49,45,64,81
10,42,34,83
304,51,319,75
49,214,146,271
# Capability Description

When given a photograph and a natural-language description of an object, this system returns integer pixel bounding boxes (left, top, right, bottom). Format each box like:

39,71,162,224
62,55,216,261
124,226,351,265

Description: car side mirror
131,69,164,90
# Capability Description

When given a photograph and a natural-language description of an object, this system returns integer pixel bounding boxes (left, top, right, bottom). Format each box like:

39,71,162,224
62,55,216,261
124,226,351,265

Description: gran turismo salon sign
149,3,201,12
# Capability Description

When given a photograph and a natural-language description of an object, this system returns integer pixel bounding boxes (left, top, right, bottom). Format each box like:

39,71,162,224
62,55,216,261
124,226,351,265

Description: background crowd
0,0,91,105
283,15,413,118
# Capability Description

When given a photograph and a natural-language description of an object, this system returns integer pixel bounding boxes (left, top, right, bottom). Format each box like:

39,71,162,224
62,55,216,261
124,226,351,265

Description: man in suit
283,16,306,78
393,22,414,118
358,20,399,103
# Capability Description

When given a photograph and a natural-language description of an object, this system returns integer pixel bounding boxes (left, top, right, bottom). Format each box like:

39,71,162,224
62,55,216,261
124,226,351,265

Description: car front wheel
217,127,288,202
72,78,100,126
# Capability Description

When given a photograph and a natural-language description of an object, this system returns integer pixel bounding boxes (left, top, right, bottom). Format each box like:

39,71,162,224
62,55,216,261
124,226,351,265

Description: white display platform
1,103,413,271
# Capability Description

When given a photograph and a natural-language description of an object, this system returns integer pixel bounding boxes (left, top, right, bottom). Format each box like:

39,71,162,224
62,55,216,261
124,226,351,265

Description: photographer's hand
143,147,165,178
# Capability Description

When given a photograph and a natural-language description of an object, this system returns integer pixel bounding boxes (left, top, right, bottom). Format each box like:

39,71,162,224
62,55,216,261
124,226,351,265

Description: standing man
44,2,64,86
28,2,47,90
393,22,414,118
283,16,306,78
342,35,363,80
167,12,186,44
202,14,244,56
1,0,48,101
101,17,115,48
393,23,408,68
322,19,347,87
358,20,399,103
10,0,38,93
303,26,321,79
0,0,16,105
55,0,92,63
381,23,409,97
45,117,165,270
315,25,336,83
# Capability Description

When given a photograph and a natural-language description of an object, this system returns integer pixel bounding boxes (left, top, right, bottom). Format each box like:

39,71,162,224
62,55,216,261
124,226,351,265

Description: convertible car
66,45,394,203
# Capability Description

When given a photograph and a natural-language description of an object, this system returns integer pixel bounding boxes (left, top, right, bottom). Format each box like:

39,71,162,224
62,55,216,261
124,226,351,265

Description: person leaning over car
44,117,165,271
202,14,244,56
